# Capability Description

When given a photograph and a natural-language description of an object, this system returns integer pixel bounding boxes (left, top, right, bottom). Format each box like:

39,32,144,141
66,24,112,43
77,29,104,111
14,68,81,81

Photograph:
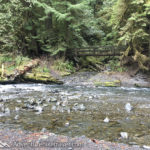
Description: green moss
94,81,103,86
94,80,121,87
23,72,62,84
86,56,103,65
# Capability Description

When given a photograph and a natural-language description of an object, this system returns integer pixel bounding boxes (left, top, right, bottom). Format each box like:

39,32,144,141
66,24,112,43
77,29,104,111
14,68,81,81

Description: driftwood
8,59,40,81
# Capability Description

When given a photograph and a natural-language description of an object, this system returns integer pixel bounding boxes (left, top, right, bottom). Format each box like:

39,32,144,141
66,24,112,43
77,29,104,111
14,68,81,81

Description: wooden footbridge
73,45,127,57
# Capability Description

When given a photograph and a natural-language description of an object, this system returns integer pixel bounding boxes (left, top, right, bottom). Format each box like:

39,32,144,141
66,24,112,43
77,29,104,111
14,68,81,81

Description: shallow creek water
0,84,150,146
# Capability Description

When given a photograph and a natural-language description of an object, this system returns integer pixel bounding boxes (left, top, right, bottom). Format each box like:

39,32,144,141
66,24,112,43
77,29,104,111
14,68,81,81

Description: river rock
17,100,21,103
29,98,37,106
65,121,70,127
23,104,34,109
41,128,47,133
56,101,61,106
0,103,4,110
51,105,56,111
120,132,128,139
4,107,10,115
0,99,3,102
72,103,79,111
57,106,64,113
103,117,110,123
72,103,86,111
143,145,150,149
50,98,57,102
78,104,86,111
62,100,68,107
37,99,43,105
34,106,43,114
14,115,19,120
125,103,133,113
67,108,71,114
15,107,20,113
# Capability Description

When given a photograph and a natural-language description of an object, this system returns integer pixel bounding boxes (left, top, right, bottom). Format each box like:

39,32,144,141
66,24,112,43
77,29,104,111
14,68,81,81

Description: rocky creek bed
0,72,150,149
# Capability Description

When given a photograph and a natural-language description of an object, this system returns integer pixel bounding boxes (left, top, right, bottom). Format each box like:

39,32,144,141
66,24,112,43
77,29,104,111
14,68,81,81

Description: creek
0,83,150,146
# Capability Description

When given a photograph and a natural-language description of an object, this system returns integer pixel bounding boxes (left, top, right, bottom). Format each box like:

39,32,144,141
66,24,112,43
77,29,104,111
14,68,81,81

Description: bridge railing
73,45,127,56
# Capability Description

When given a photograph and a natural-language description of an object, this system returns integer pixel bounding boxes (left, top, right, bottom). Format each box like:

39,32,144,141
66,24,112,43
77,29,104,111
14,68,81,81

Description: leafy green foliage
107,59,126,72
0,0,102,56
53,58,75,73
0,0,150,72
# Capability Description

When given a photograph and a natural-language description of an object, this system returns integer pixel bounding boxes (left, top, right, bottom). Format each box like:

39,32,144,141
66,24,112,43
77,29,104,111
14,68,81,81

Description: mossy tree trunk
9,59,40,81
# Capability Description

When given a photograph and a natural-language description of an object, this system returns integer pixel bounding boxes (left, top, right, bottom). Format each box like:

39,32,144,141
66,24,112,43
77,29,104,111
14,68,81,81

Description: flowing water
0,83,150,146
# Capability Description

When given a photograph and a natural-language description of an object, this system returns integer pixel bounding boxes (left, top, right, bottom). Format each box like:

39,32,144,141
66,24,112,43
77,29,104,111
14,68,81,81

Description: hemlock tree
0,0,25,53
111,0,150,71
32,0,101,56
0,0,102,56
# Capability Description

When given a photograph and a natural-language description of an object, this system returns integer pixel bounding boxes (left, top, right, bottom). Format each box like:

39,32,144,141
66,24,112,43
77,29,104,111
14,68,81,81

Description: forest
0,0,150,74
1,1,150,149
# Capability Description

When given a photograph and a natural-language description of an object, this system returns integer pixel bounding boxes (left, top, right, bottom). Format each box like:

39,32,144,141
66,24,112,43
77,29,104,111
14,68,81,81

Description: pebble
120,132,128,139
103,117,109,123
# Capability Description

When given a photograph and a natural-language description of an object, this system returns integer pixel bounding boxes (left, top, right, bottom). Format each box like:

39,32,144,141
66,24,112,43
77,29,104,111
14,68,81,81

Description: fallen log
8,59,40,81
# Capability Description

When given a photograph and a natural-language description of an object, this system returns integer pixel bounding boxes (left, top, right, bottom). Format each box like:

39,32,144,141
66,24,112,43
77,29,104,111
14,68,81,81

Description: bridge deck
73,46,127,57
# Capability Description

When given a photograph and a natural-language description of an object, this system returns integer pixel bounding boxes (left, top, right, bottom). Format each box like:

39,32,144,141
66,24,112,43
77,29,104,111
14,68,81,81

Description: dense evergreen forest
0,0,150,71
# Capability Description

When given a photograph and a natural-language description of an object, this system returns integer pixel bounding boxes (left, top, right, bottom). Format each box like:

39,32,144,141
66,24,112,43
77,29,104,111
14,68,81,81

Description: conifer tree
111,0,150,71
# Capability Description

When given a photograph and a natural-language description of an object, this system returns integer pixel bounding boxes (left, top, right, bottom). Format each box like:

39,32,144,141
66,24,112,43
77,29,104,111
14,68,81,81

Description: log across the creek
8,59,40,81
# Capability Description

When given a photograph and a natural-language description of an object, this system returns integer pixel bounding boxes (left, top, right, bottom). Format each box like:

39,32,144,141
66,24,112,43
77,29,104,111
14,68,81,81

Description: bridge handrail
74,45,127,51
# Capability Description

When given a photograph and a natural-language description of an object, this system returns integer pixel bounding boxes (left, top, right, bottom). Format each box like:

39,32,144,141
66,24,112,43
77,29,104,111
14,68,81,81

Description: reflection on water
0,84,150,146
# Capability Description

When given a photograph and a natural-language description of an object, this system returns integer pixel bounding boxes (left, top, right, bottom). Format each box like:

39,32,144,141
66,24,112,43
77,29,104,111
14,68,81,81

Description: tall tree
111,0,150,71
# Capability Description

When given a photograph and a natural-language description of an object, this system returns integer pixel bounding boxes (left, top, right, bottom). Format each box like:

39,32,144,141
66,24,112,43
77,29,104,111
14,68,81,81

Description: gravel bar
0,129,145,150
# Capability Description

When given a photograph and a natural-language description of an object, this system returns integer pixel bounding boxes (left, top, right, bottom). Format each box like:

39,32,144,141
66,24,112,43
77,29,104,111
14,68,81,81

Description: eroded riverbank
62,71,150,88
